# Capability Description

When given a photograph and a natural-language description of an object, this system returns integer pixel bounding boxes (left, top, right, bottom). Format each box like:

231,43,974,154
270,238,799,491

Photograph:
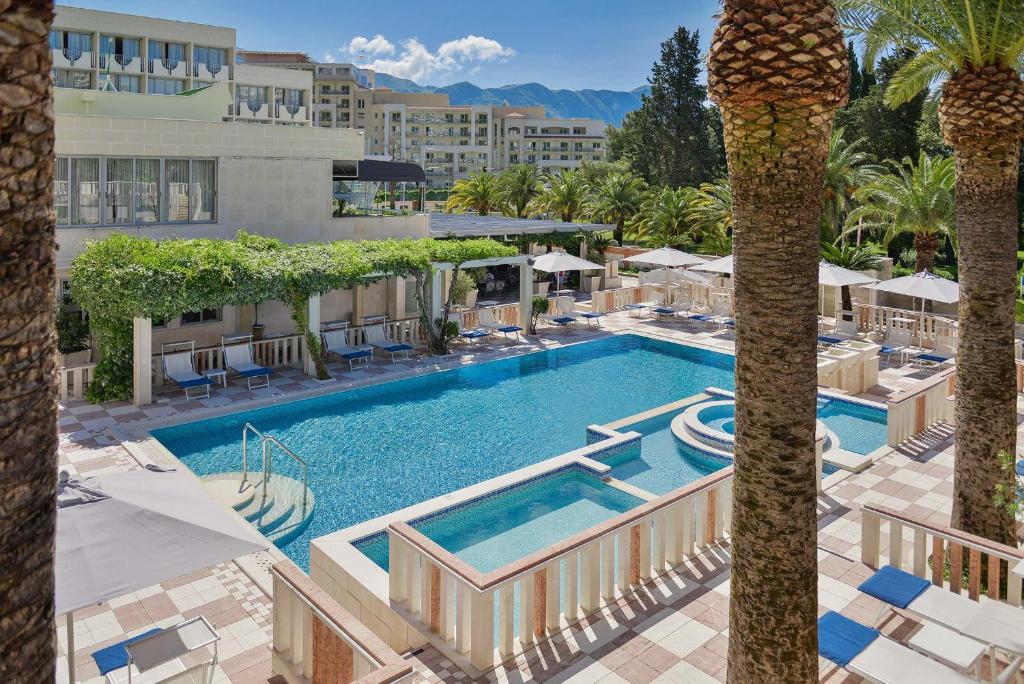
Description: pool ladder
241,423,309,512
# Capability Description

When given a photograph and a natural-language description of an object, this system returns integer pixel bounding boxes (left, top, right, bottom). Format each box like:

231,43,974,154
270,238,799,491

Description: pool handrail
240,422,309,511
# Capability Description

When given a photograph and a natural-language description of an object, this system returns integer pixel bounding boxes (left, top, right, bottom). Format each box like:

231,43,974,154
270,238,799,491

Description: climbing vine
70,232,515,401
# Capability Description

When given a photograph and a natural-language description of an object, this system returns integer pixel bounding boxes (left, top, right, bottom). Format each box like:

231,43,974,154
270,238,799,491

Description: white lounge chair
549,296,602,327
912,329,958,367
477,307,524,339
321,327,373,370
362,323,414,362
818,611,976,684
878,325,915,363
221,335,271,389
161,341,213,401
446,311,491,343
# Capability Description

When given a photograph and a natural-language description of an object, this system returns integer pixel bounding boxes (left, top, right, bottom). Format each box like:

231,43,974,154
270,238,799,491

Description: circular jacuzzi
672,399,836,461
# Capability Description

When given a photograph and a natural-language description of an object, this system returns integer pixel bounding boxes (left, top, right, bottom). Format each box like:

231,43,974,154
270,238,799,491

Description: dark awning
332,160,358,179
357,159,426,183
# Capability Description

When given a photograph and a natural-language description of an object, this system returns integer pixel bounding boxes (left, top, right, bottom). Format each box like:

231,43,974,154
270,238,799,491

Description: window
193,46,228,77
112,75,140,93
573,127,586,135
459,114,470,123
478,127,487,138
339,99,350,108
148,41,185,71
99,36,140,68
357,98,365,108
320,85,330,94
51,30,92,61
148,77,184,95
51,68,92,89
180,308,220,326
54,156,215,226
340,85,350,95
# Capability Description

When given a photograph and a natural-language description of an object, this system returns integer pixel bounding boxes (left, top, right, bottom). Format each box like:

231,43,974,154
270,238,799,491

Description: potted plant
451,270,478,309
528,295,549,335
56,296,91,367
252,301,265,340
532,271,550,297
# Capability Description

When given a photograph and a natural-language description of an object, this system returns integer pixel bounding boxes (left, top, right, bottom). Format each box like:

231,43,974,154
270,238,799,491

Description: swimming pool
152,334,735,569
355,467,642,572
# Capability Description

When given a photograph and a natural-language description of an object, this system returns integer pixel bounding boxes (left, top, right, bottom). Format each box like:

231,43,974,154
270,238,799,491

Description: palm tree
630,187,695,248
844,153,956,273
687,179,734,241
590,172,647,245
821,128,879,241
529,170,590,222
444,172,501,216
708,2,849,681
0,0,58,678
496,164,543,218
821,241,884,316
840,0,1024,546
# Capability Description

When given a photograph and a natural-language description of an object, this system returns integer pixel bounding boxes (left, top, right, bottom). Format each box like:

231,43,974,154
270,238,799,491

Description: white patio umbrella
818,261,878,316
56,469,267,682
622,247,705,268
532,251,605,295
866,270,959,336
689,254,734,274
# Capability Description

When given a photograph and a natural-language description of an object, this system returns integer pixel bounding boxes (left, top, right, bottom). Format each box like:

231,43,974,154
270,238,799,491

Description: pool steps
200,471,316,544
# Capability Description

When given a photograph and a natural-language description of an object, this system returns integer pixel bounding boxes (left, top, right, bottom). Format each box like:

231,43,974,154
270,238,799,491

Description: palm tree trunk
951,140,1019,545
0,1,58,679
709,2,847,681
913,233,939,273
614,221,624,247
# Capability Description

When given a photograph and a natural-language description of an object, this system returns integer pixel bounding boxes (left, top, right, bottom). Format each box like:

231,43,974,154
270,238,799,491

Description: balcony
276,104,307,122
195,62,229,81
52,48,92,69
150,58,187,79
99,54,143,75
233,101,270,120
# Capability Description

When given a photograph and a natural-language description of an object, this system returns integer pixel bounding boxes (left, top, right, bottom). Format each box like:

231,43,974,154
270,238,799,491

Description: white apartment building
51,6,312,126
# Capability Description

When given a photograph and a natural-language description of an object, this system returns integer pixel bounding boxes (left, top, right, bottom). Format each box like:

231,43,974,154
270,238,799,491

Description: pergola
129,253,533,406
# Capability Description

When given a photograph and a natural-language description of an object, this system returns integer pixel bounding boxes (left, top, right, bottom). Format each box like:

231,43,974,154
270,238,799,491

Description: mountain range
375,73,647,126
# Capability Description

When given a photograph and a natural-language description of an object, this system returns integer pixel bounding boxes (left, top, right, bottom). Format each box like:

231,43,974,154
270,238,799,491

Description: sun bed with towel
362,323,414,362
160,341,213,401
221,335,271,389
477,307,524,339
818,610,976,684
321,326,373,370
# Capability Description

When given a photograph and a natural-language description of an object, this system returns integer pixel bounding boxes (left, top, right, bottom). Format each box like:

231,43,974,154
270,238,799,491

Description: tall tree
631,187,696,248
529,170,590,223
496,164,543,219
708,1,848,681
606,109,660,183
821,242,884,314
842,0,1024,545
848,42,863,100
0,0,58,680
821,128,879,241
444,172,501,216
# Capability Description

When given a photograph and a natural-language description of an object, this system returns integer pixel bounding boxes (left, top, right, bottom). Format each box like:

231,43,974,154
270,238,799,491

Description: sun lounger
858,565,983,631
551,296,602,327
818,610,976,684
878,326,913,363
321,327,373,370
161,342,213,401
221,335,271,389
477,307,524,339
446,312,491,343
362,323,414,362
912,332,957,367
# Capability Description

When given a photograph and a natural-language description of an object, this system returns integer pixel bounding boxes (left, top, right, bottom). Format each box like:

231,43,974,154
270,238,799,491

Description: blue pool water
698,404,735,435
817,397,887,455
152,334,735,569
356,468,641,572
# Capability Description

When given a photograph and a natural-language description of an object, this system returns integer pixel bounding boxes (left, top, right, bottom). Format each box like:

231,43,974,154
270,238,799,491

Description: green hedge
70,232,515,401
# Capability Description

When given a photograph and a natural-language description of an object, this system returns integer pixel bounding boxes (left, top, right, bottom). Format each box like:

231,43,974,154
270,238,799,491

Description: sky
63,0,721,91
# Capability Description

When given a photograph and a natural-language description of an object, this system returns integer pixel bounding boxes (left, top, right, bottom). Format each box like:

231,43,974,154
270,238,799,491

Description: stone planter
463,289,478,309
252,323,265,340
533,281,549,297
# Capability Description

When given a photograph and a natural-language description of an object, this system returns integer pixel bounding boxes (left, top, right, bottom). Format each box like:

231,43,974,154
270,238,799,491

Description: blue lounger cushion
341,349,373,359
652,307,675,315
580,312,602,319
625,303,646,309
460,329,490,340
818,335,842,345
92,628,163,674
238,366,270,378
689,314,713,321
495,325,523,333
1016,460,1024,477
857,565,930,609
382,343,414,352
818,611,879,667
880,345,902,354
176,376,213,389
916,353,952,363
551,316,576,325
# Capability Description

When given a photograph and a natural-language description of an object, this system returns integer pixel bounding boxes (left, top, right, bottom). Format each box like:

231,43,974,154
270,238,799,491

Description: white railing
589,284,658,313
272,561,414,683
855,304,956,348
152,333,305,387
58,363,97,401
458,303,520,329
346,318,425,347
862,504,1023,606
386,468,733,670
149,57,187,78
885,367,956,446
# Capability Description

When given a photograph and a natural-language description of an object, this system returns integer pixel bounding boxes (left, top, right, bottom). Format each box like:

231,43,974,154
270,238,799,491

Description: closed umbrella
532,251,605,296
57,469,267,681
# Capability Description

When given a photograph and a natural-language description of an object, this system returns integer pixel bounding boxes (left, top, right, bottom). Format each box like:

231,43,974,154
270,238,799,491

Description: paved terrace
56,311,979,683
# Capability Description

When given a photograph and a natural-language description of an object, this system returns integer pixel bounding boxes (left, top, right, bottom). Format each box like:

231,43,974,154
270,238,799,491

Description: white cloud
347,34,395,57
321,51,336,64
334,34,515,82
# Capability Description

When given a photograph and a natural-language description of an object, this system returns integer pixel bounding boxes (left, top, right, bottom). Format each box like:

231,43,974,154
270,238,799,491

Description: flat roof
428,213,609,237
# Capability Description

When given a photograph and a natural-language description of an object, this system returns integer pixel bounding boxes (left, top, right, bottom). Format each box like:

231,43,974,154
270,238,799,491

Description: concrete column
132,316,152,406
429,269,443,328
353,286,366,324
305,295,320,376
387,277,406,321
519,263,532,330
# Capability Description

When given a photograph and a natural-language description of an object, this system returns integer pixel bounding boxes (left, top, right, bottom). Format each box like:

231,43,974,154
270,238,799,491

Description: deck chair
879,325,913,363
160,341,212,401
362,323,414,362
818,611,976,684
321,325,373,370
552,296,602,327
477,307,524,340
913,326,957,367
446,311,491,343
221,335,271,389
648,292,680,320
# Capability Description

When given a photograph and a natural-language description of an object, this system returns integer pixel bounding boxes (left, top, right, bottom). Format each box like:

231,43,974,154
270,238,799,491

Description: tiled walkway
56,312,962,683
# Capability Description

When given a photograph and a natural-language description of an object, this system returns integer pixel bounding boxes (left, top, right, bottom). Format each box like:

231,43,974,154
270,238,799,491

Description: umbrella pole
67,609,75,683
